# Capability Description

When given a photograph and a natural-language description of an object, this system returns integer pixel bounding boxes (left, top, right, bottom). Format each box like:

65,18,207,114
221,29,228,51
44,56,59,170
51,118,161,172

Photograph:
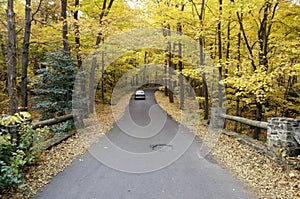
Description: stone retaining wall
267,117,300,156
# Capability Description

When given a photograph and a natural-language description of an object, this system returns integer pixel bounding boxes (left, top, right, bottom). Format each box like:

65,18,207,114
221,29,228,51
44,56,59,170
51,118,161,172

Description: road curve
35,88,256,199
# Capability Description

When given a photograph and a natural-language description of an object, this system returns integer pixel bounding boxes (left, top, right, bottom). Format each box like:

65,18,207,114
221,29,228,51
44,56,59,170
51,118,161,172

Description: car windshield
136,90,144,94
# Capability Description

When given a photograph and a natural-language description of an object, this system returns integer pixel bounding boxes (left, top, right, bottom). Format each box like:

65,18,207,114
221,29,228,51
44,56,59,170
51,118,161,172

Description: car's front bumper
134,95,146,99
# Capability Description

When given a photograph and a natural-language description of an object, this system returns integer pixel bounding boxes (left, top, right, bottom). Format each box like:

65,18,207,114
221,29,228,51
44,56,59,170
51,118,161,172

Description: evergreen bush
32,52,76,120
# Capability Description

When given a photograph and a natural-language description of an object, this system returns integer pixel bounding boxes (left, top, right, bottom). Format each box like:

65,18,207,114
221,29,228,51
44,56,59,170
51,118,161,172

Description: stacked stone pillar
210,107,226,129
267,117,300,156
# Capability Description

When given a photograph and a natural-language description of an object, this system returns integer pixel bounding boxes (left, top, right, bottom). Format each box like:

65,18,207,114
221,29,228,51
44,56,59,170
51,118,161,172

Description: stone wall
210,108,226,129
267,117,300,156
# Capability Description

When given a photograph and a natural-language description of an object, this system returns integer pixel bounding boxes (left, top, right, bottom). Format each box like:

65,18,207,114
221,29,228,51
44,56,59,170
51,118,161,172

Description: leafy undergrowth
155,91,300,199
0,95,130,199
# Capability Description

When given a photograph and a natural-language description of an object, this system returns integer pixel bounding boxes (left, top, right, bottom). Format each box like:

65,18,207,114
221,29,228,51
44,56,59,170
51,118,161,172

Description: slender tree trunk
225,12,231,79
199,35,209,119
163,24,170,97
89,58,97,113
191,0,208,119
168,50,174,103
165,25,174,103
191,0,208,118
143,51,147,84
164,65,168,96
254,2,278,138
164,47,168,96
177,23,184,110
21,0,32,111
101,50,105,102
253,102,263,139
258,2,272,70
217,0,223,109
236,2,278,139
199,0,209,119
89,0,114,113
7,0,18,115
74,0,81,68
234,13,242,132
236,12,256,70
202,75,209,119
61,0,70,54
0,34,6,82
177,4,185,110
223,1,232,128
162,24,169,97
73,0,88,115
0,34,6,60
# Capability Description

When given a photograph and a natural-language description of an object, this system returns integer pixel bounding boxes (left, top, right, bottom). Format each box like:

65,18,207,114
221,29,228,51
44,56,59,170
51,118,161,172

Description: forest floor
155,91,300,199
1,91,299,199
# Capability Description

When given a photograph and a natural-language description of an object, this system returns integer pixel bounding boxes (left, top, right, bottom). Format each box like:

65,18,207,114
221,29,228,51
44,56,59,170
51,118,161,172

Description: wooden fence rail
31,114,75,150
219,113,268,130
32,114,74,129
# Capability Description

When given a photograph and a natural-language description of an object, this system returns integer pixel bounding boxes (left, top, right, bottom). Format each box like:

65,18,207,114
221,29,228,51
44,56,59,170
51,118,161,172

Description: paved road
35,89,256,199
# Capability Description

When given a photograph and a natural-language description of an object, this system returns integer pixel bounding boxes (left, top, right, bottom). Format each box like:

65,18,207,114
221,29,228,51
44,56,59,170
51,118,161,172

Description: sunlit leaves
0,112,31,126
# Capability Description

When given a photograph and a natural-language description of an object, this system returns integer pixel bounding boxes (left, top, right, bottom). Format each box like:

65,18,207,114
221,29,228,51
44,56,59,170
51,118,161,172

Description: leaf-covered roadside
0,95,129,199
155,91,300,199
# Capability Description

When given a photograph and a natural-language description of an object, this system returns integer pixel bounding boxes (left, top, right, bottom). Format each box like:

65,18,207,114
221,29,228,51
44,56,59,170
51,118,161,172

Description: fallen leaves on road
155,91,300,199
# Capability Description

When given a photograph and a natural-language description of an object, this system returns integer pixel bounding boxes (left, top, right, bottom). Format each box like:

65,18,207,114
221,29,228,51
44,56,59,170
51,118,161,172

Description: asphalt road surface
35,88,257,199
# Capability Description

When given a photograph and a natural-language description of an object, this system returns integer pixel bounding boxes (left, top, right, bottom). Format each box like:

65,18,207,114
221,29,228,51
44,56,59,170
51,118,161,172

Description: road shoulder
154,90,300,199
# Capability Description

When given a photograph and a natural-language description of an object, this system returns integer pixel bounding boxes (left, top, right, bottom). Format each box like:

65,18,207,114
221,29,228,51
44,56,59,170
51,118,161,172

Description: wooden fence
219,113,268,130
32,114,73,129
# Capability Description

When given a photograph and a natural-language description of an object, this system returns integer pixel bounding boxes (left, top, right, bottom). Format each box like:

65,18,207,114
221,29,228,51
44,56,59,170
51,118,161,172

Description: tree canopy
0,0,299,121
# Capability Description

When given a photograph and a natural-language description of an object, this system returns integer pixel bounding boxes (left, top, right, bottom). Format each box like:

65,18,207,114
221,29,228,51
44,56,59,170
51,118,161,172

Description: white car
134,90,146,100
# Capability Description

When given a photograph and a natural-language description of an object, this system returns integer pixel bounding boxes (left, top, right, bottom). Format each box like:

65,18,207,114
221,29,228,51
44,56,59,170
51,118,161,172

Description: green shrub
0,113,47,191
52,120,74,135
32,52,76,120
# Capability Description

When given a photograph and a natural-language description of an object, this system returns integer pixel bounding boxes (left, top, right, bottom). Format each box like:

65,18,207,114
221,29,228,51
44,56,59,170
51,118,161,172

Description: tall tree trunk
165,24,174,103
177,4,185,110
225,11,231,79
0,33,6,82
236,12,256,70
143,51,147,84
162,25,169,97
74,0,81,68
223,1,232,128
89,0,114,113
253,102,263,139
254,2,278,139
164,55,168,96
61,0,70,54
191,0,208,119
21,0,32,111
200,0,208,119
168,49,174,103
74,0,88,115
234,13,242,132
177,22,184,110
7,0,18,115
217,0,223,109
236,2,278,139
101,50,105,102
